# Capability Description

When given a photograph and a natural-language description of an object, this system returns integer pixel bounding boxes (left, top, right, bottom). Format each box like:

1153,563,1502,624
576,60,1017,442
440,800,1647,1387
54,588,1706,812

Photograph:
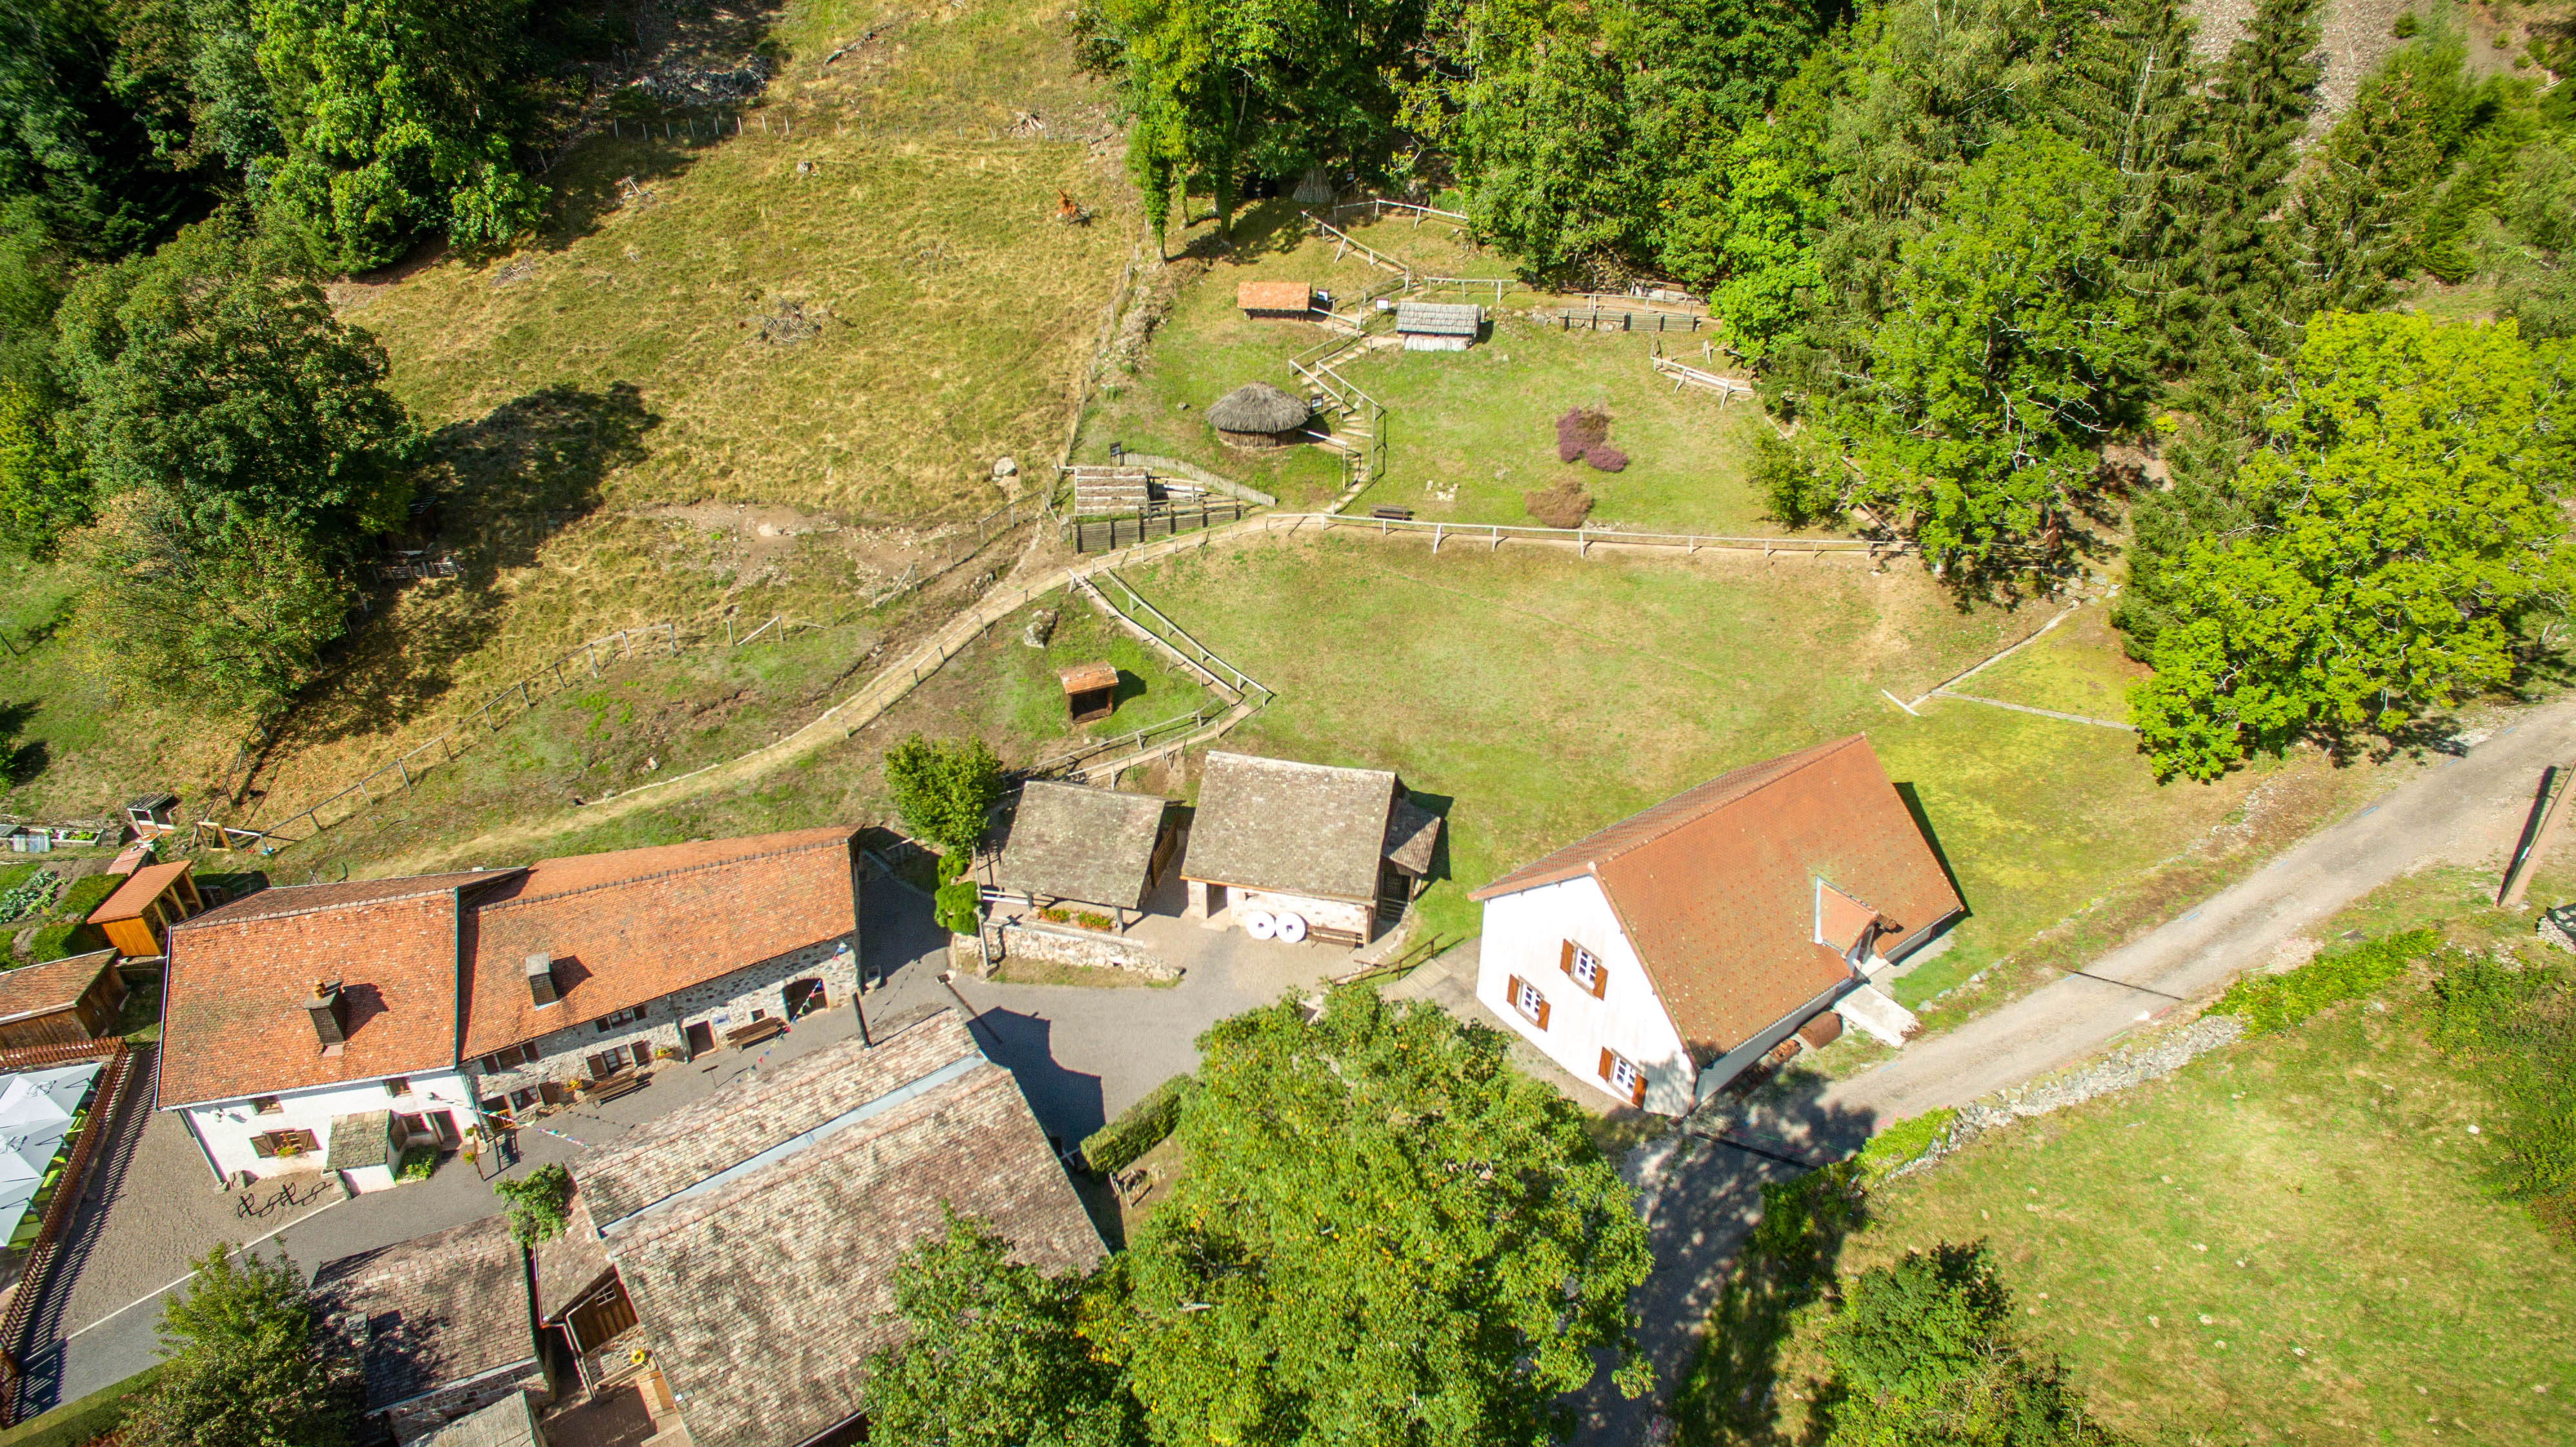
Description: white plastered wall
1474,876,1697,1115
177,1070,477,1186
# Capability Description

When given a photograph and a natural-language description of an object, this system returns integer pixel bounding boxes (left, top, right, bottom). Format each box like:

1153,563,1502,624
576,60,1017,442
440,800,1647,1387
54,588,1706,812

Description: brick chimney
306,980,346,1047
526,951,559,1007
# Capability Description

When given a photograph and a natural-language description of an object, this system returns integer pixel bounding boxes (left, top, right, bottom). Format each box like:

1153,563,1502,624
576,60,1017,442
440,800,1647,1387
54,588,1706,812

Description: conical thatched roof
1207,381,1311,434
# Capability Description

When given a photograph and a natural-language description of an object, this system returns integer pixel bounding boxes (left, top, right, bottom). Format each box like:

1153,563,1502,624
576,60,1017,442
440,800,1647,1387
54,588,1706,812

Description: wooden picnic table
583,1070,649,1103
725,1017,787,1049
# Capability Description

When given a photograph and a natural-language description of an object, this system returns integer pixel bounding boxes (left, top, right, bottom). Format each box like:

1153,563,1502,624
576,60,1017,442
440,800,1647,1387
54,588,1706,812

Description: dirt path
1581,693,2576,1444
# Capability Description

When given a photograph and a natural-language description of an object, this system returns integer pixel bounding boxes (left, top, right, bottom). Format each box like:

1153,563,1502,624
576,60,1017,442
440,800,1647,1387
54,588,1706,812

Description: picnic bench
725,1017,787,1049
583,1069,649,1104
1370,506,1414,521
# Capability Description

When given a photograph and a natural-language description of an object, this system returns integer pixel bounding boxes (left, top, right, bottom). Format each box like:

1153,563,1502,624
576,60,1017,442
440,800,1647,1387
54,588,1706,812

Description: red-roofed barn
1469,736,1960,1115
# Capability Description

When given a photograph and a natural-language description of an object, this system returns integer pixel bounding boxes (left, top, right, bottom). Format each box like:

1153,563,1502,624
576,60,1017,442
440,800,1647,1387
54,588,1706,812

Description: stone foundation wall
996,920,1178,981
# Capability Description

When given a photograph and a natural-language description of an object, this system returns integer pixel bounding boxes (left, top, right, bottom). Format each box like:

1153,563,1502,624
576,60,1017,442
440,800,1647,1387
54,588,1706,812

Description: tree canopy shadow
245,383,660,789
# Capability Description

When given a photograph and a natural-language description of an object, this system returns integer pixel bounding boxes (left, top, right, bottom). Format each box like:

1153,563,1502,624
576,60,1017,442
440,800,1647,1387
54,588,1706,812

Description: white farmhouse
1471,735,1962,1115
159,829,863,1189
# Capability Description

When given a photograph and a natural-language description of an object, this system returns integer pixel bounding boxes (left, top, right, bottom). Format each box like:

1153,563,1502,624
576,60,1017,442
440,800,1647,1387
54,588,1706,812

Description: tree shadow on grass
240,384,660,804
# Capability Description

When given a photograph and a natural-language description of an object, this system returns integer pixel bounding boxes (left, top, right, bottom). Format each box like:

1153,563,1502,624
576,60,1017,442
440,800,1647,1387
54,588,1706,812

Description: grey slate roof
1395,301,1481,336
412,1392,540,1447
995,782,1166,909
572,1011,1103,1447
311,1216,538,1413
1183,752,1399,902
325,1110,394,1171
531,1190,613,1323
1383,795,1443,876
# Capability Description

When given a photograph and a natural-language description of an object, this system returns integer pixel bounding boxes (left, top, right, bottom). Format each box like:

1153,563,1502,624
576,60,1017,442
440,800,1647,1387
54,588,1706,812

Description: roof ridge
170,872,517,933
1471,735,1866,899
480,833,850,913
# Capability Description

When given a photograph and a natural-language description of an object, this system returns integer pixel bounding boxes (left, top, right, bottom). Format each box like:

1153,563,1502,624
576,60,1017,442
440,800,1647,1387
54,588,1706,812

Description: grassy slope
1782,913,2576,1444
280,583,1214,880
1123,538,2389,1025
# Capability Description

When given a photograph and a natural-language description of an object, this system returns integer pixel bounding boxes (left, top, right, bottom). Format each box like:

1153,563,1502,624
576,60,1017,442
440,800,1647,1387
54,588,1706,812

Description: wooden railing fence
0,1040,136,1426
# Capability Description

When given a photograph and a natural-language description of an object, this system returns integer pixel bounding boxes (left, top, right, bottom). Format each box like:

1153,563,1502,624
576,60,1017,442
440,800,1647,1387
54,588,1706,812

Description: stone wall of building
468,938,858,1108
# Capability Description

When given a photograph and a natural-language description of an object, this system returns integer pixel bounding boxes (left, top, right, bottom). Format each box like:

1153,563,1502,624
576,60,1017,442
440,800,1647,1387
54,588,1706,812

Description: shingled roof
1471,735,1961,1061
1183,752,1405,903
1395,300,1481,336
574,1011,1102,1447
311,1215,538,1415
459,827,858,1058
159,871,521,1108
995,782,1166,910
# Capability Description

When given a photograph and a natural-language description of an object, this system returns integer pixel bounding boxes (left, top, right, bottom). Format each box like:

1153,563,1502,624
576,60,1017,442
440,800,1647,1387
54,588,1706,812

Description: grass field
1075,204,1794,531
1120,536,2394,1027
277,582,1214,881
1716,956,2576,1444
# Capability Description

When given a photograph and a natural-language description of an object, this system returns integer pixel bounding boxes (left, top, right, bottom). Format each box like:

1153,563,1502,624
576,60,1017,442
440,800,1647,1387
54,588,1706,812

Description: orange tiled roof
1471,735,1962,1060
1236,280,1312,312
459,828,858,1058
88,860,192,924
158,873,517,1108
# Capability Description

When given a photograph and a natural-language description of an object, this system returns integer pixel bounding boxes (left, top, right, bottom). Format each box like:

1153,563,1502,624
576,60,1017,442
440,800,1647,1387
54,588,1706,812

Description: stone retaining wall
995,919,1180,981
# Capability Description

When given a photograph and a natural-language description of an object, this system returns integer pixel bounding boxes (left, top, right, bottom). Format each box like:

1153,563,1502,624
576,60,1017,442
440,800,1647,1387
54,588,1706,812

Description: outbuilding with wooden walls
0,949,128,1048
86,860,205,958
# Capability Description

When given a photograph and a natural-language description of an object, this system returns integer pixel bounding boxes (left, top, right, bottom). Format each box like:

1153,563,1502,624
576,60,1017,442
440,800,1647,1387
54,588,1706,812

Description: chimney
526,951,558,1007
306,980,346,1047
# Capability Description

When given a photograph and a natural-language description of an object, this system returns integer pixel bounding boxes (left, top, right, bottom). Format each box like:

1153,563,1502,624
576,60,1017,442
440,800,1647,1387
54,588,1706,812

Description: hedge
29,922,105,963
2212,927,2438,1035
0,1363,164,1447
56,873,123,921
1082,1073,1191,1175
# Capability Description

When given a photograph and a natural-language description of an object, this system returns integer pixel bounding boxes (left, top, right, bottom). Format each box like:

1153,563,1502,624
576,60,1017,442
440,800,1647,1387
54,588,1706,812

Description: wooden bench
1370,507,1414,521
725,1017,787,1049
583,1070,649,1104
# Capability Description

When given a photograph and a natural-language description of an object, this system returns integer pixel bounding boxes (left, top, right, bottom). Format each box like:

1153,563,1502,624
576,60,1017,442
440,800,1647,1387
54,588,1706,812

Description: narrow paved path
1581,695,2576,1444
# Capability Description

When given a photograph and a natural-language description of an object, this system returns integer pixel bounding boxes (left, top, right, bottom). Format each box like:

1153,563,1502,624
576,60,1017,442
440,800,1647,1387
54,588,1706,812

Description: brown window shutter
1534,996,1550,1031
1598,1047,1616,1082
1559,940,1576,977
1628,1069,1649,1108
1589,960,1609,1000
250,1133,276,1159
1507,974,1524,1010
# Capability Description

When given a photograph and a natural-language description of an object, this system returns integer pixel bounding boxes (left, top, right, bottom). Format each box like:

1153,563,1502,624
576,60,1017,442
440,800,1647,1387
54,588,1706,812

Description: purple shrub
1555,407,1609,463
1585,443,1629,473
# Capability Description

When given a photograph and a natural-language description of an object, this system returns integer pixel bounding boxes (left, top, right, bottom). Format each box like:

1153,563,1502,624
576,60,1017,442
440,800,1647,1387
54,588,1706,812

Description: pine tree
2182,0,2323,374
2049,0,2210,378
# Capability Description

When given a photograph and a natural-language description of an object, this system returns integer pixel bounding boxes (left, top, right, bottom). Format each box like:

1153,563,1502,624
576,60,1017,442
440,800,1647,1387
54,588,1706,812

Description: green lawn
1772,990,2576,1445
1122,537,2379,1025
1951,600,2149,722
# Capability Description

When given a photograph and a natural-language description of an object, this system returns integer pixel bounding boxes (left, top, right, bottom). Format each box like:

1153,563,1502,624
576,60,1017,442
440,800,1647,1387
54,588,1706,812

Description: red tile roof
459,828,858,1058
88,861,192,924
1472,736,1962,1061
0,949,118,1024
158,873,514,1108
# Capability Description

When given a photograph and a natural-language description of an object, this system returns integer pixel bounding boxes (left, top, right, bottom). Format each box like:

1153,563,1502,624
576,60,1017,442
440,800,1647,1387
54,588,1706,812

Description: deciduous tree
1103,987,1653,1444
861,1212,1142,1447
121,1246,358,1447
2129,312,2575,779
882,733,1005,854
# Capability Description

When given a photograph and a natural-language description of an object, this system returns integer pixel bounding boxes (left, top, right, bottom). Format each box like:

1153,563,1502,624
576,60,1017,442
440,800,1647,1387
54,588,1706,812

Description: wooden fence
1285,510,1910,560
1327,198,1469,227
1542,306,1708,332
0,1040,136,1426
1071,501,1252,554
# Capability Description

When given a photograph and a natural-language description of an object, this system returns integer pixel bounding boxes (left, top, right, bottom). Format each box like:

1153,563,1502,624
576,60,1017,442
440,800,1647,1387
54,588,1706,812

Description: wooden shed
87,860,204,958
1236,281,1314,319
123,794,179,840
1058,662,1118,724
1396,301,1483,352
0,949,128,1048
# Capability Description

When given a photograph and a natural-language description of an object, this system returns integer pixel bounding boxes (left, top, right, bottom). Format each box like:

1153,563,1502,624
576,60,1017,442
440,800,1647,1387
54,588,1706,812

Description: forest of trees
1079,0,2576,778
0,0,621,715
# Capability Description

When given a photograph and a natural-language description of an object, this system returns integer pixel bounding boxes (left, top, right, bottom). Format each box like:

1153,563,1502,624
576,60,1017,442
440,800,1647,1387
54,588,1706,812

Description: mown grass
1949,601,2148,722
1743,997,2576,1445
1121,536,2381,1024
0,560,226,820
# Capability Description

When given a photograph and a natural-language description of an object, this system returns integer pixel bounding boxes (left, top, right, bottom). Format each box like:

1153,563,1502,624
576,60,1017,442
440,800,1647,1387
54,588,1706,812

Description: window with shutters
1508,975,1550,1029
1559,940,1607,998
384,1077,410,1098
250,1129,318,1158
252,1096,282,1115
1597,1049,1647,1107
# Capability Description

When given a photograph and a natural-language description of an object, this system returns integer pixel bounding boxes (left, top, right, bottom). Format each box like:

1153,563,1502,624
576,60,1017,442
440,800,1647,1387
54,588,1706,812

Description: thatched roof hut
1207,383,1313,449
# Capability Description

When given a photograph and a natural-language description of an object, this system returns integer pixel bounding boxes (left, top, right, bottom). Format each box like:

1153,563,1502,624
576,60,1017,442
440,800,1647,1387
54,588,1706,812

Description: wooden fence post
397,758,412,791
